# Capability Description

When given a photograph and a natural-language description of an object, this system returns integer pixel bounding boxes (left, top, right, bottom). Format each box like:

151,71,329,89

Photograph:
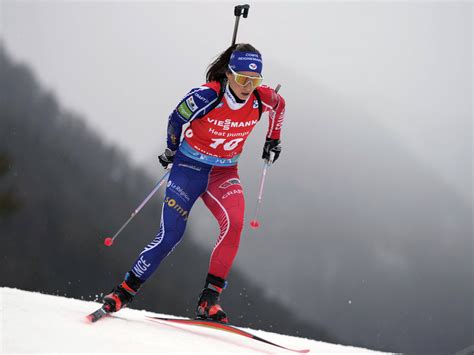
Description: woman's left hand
262,139,281,164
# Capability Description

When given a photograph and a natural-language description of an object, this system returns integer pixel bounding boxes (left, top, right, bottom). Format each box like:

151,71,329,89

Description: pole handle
231,4,251,45
234,4,250,17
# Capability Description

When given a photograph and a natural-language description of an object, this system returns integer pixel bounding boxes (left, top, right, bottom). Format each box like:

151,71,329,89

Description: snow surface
0,287,390,354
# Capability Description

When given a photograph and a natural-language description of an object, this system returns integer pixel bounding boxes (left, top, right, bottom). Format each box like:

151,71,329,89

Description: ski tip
85,305,111,323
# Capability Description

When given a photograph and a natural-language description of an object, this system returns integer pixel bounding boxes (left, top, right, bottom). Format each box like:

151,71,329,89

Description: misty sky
1,1,471,199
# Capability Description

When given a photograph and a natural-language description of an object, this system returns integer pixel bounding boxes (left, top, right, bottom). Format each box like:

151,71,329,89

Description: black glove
262,138,282,164
158,148,175,169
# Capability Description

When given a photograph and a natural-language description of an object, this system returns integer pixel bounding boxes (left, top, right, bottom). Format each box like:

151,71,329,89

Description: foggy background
1,1,472,354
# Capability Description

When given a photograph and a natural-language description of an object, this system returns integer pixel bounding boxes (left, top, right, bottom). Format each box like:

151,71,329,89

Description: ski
85,305,111,323
147,316,310,353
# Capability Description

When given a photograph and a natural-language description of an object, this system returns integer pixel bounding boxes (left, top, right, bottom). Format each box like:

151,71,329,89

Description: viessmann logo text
207,117,258,131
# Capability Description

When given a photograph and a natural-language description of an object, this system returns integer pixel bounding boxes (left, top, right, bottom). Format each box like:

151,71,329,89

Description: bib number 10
210,138,244,151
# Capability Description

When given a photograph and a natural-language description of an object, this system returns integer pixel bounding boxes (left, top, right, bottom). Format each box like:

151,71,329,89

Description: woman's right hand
158,148,176,169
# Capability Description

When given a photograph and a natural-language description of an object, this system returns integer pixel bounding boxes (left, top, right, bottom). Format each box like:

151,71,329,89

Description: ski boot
103,272,142,312
196,274,229,324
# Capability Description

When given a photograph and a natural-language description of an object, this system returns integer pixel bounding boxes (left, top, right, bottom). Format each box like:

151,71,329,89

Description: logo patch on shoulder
178,102,192,120
186,96,198,112
253,100,259,108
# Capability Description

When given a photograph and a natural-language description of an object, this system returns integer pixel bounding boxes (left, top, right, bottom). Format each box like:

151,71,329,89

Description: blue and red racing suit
130,82,285,282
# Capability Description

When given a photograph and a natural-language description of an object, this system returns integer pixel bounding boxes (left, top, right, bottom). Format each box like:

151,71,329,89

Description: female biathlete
101,43,286,324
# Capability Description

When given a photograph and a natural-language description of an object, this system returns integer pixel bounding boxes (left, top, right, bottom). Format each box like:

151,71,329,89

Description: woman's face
226,70,261,101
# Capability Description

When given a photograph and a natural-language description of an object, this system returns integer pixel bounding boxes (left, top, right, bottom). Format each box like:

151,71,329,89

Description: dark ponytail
206,43,261,83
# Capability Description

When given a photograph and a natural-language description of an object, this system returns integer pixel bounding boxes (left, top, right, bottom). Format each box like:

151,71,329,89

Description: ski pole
232,4,250,45
103,170,170,247
249,84,281,230
249,161,270,229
